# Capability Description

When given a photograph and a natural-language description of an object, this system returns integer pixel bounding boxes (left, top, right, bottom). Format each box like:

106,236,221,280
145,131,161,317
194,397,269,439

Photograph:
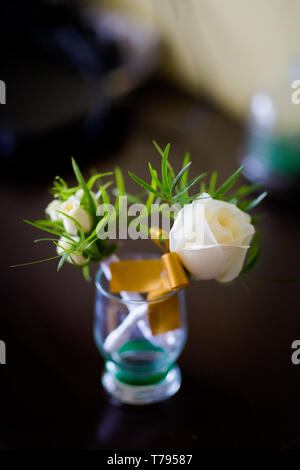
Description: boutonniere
12,141,267,404
14,140,266,284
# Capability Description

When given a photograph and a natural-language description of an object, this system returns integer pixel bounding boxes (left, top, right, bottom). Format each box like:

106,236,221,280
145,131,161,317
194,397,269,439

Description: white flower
75,189,99,206
56,236,86,265
60,195,92,235
45,199,61,221
169,194,255,282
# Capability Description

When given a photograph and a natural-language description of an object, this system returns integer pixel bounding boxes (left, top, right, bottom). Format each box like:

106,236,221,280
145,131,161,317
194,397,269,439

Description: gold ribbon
110,229,189,335
110,253,188,294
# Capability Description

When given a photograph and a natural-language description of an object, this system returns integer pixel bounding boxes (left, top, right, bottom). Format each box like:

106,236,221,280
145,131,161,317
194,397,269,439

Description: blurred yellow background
99,0,300,119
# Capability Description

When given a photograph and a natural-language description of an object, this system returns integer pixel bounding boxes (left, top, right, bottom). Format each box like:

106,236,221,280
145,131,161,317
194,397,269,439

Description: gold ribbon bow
110,229,189,335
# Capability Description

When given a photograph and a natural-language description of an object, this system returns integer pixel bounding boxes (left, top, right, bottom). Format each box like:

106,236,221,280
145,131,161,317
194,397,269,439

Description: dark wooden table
1,83,299,450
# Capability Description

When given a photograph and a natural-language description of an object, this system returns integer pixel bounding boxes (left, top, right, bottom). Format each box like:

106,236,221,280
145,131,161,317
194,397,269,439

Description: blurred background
1,0,300,451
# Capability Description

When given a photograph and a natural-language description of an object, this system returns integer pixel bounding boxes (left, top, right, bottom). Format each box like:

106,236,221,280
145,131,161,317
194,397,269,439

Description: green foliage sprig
129,141,267,211
12,158,123,279
12,141,267,279
129,141,207,206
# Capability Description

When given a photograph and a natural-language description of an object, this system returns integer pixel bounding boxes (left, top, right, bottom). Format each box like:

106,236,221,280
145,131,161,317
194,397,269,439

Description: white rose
56,236,86,265
60,195,92,235
45,199,61,221
169,194,255,282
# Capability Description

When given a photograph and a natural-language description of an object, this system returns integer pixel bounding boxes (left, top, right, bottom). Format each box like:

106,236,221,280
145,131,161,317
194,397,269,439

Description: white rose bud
60,195,92,235
56,236,86,266
45,199,61,221
169,194,255,282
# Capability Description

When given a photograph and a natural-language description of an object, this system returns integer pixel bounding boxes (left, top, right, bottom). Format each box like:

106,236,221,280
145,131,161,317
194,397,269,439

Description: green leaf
162,143,171,192
23,219,73,242
35,219,63,228
114,167,125,212
34,237,60,243
95,214,109,235
171,161,192,192
68,253,90,267
238,199,251,211
241,248,261,275
242,192,267,211
181,152,190,190
173,173,207,201
54,241,82,256
228,184,261,201
55,176,67,187
83,237,98,251
95,211,117,241
87,172,113,190
128,171,163,199
185,192,211,203
85,240,101,260
71,157,96,217
10,255,62,268
213,165,245,199
241,232,261,275
99,185,110,205
82,264,90,281
227,197,238,206
167,158,175,188
208,171,218,194
57,253,68,272
56,210,84,241
152,140,164,158
152,140,174,191
250,214,263,225
50,176,78,200
95,181,113,201
115,167,125,195
146,175,157,212
80,221,104,246
148,163,165,193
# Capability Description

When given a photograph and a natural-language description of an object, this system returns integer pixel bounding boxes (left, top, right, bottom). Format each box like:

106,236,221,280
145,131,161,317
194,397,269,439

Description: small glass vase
94,253,187,405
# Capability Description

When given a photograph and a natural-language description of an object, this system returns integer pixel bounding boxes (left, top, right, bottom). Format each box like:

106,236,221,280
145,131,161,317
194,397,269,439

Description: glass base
102,365,181,405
